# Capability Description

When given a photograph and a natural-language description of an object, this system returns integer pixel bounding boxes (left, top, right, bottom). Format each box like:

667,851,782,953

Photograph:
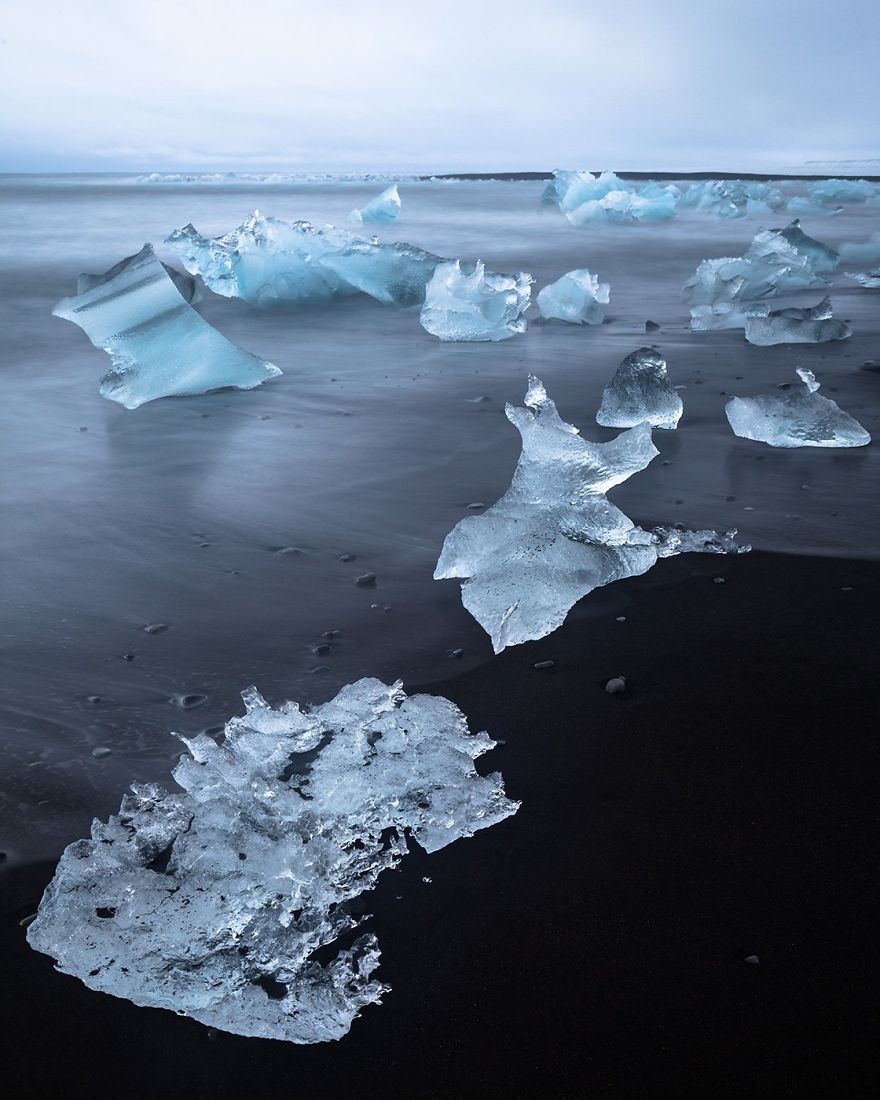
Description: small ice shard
52,244,281,409
839,231,880,266
420,260,532,341
27,678,518,1043
684,220,837,306
725,368,871,448
846,270,880,289
542,170,679,224
744,296,851,346
166,212,441,308
350,184,401,225
596,347,683,429
434,377,747,651
536,268,609,324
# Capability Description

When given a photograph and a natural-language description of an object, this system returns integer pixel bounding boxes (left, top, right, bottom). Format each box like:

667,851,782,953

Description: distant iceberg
420,260,532,341
596,347,683,429
725,368,870,448
27,678,518,1043
435,377,747,651
805,178,879,207
542,170,679,224
52,244,280,409
680,179,786,219
744,296,851,346
350,184,401,225
536,268,609,324
166,211,442,308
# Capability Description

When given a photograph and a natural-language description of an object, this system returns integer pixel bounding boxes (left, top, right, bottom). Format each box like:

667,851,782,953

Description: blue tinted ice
27,678,518,1043
52,244,281,409
725,368,871,448
680,180,786,219
350,184,401,224
744,296,851,346
596,347,683,429
420,260,532,341
435,377,746,651
536,268,609,324
542,170,679,224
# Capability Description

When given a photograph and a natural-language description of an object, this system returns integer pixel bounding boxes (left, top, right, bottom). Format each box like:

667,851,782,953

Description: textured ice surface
77,260,200,304
27,678,518,1043
680,180,786,219
744,296,851,345
542,170,679,224
683,219,837,305
689,302,767,331
52,244,280,409
536,268,609,324
846,270,880,289
806,178,878,206
596,347,683,429
726,368,871,448
350,184,401,225
166,212,441,308
420,260,532,341
435,377,746,651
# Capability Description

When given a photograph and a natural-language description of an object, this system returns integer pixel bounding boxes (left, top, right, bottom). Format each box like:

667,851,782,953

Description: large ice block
435,377,747,651
744,296,851,345
350,184,401,225
725,368,870,448
542,170,679,224
536,268,609,324
27,678,518,1043
420,260,532,341
806,178,878,206
596,347,683,429
166,211,442,308
52,244,281,409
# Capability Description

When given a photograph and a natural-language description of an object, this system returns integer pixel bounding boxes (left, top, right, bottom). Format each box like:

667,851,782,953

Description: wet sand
3,549,877,1095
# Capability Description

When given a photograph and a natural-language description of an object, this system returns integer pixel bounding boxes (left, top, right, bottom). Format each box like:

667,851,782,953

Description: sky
0,0,876,174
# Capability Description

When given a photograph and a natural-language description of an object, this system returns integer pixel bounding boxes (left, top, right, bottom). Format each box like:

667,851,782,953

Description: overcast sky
0,0,876,173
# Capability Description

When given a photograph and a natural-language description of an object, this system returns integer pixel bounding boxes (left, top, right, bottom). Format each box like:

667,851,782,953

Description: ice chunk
689,302,768,331
846,270,880,289
350,184,401,225
684,220,837,305
26,678,518,1043
680,180,786,219
596,347,683,429
807,178,878,206
542,170,679,224
744,296,851,345
52,244,281,409
420,260,532,341
536,268,609,324
839,231,880,266
435,377,747,651
166,211,442,308
725,368,870,448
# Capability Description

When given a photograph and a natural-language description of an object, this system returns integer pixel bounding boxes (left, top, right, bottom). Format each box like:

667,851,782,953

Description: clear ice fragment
350,184,401,225
542,170,679,224
845,270,880,289
52,244,281,409
680,179,786,219
744,296,851,345
725,369,871,448
536,268,609,324
420,260,532,341
26,678,518,1043
435,377,747,651
596,347,683,429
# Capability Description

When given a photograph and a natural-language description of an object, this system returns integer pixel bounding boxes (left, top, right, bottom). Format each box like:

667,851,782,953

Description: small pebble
605,677,626,695
743,506,754,511
744,955,760,966
322,629,342,639
276,547,304,556
313,643,331,655
79,426,88,432
383,605,392,613
421,876,432,884
171,693,208,710
355,572,377,587
142,623,169,635
86,695,101,705
841,586,853,592
448,647,464,659
466,395,491,403
91,747,113,759
467,502,485,510
725,495,736,502
645,320,660,331
311,665,330,674
615,616,626,623
122,652,136,662
713,576,726,584
338,553,355,562
533,660,555,670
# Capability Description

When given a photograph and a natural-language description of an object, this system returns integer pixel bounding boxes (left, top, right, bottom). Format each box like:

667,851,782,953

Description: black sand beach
3,549,877,1096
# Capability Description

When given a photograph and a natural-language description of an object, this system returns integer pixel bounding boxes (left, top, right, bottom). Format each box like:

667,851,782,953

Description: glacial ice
806,178,878,206
434,377,747,651
542,170,679,224
596,347,683,429
77,260,200,304
683,220,838,306
846,270,880,289
350,184,401,225
536,268,609,324
725,368,871,448
166,212,443,308
420,260,532,341
689,302,766,331
680,179,786,219
52,244,281,409
26,678,518,1043
744,296,851,346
